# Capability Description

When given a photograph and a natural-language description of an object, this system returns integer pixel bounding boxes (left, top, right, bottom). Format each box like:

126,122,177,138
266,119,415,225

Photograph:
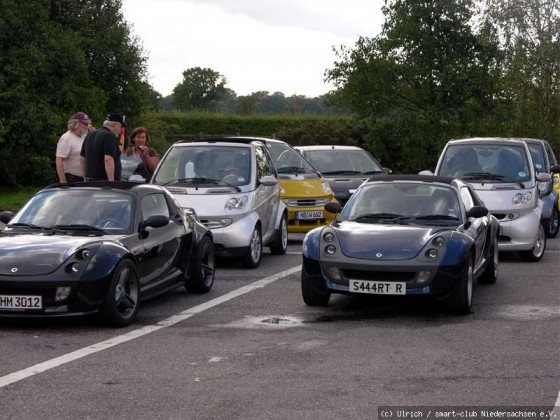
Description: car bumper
493,209,542,251
0,277,108,317
302,255,465,299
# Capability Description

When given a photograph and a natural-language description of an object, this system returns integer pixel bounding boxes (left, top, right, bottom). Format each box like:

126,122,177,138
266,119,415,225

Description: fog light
78,249,91,259
324,266,341,281
425,249,438,259
55,287,71,302
432,236,445,247
323,232,335,243
417,271,432,284
325,245,337,255
69,262,80,273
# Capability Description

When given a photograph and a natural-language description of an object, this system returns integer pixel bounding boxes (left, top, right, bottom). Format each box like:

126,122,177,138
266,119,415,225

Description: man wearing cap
55,112,91,183
80,113,125,181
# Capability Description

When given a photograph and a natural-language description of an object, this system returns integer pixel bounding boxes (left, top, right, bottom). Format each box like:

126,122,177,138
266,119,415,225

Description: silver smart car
151,139,288,268
431,137,551,261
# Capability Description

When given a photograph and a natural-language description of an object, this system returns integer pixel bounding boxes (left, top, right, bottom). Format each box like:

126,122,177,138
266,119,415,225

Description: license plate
296,210,323,220
0,295,42,310
349,280,406,295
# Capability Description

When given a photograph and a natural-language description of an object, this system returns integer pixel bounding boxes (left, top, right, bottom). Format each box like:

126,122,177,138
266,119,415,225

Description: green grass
0,186,41,213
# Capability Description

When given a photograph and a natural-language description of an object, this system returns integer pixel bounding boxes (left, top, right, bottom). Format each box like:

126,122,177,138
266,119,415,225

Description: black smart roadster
0,182,215,327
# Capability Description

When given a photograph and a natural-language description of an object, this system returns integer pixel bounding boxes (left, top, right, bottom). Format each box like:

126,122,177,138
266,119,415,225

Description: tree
172,67,227,111
325,0,501,121
0,0,152,186
482,0,560,140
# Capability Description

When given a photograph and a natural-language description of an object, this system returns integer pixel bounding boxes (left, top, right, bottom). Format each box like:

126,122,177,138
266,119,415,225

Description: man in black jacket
80,113,125,181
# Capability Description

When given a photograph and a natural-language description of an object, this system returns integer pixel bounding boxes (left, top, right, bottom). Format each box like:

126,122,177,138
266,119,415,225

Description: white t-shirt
56,130,85,176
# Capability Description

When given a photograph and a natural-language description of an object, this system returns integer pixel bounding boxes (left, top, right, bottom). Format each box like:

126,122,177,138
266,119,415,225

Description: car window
440,144,531,182
142,193,170,220
153,145,252,187
255,144,274,178
307,149,384,174
460,187,475,210
267,142,317,175
527,143,547,172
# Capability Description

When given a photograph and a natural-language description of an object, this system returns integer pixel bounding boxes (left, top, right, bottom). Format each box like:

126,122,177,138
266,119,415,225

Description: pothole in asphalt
261,316,299,325
487,304,560,321
213,315,303,329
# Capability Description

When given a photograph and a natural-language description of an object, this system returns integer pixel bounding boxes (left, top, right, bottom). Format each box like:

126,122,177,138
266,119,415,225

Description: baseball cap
106,113,126,126
72,112,91,124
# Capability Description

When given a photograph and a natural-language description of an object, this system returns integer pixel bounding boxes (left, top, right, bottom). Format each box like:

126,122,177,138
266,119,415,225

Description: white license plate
349,280,406,295
296,211,323,220
0,295,42,310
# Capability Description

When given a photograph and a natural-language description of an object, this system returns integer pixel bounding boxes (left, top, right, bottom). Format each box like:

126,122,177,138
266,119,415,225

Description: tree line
0,0,558,187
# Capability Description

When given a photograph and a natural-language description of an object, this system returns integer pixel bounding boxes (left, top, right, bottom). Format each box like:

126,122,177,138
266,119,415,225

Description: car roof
296,145,365,151
446,137,529,146
44,181,166,198
172,139,255,148
364,174,458,186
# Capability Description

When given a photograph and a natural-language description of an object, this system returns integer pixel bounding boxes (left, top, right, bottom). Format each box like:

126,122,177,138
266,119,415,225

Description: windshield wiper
162,177,240,191
352,213,403,222
461,173,525,188
8,222,55,232
321,170,361,175
414,215,460,221
54,224,106,234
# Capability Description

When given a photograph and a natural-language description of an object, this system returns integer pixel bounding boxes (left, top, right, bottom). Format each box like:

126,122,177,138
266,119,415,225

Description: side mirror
324,201,342,214
550,165,560,173
418,170,434,176
384,167,392,174
537,172,551,182
259,175,278,187
0,211,15,224
466,206,488,219
141,215,169,230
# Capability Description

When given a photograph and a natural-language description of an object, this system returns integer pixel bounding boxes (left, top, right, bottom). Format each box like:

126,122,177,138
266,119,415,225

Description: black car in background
0,182,215,327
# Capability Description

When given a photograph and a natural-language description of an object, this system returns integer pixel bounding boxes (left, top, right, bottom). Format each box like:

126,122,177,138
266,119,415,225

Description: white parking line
0,266,301,389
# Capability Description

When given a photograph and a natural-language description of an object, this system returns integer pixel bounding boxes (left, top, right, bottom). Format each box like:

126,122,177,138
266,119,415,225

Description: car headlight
322,181,332,193
512,192,532,205
225,196,248,211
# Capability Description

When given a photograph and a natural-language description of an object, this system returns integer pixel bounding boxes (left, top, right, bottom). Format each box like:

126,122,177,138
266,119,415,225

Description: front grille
286,199,329,207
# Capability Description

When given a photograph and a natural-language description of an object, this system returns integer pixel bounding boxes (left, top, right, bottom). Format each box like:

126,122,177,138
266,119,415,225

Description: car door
460,186,489,272
138,192,184,288
254,144,279,239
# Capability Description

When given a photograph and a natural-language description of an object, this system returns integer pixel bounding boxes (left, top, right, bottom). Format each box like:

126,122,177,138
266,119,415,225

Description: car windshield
527,143,547,173
153,145,251,188
8,189,134,234
266,142,318,175
339,183,460,225
438,144,531,184
305,149,384,175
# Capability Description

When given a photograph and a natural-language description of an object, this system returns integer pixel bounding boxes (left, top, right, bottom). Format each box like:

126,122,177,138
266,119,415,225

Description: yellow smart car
251,137,338,233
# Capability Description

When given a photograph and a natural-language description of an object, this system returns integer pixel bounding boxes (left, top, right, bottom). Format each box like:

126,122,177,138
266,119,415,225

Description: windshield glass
10,189,134,234
266,142,318,175
438,144,531,183
339,182,460,224
306,149,384,174
153,145,251,187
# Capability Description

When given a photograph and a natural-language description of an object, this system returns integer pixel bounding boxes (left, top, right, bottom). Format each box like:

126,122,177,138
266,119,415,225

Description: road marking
0,266,301,389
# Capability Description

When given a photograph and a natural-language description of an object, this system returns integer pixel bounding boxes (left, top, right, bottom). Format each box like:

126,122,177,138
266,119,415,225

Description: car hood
280,179,331,199
0,234,95,275
334,222,445,260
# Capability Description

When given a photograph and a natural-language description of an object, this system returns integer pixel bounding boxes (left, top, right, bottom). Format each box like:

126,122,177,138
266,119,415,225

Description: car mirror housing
0,211,14,224
141,215,169,230
324,201,342,214
549,165,560,174
466,206,488,219
259,175,278,186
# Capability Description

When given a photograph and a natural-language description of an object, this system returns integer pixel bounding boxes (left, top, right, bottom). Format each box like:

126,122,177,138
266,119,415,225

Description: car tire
301,270,330,306
545,207,559,238
185,236,215,293
269,212,288,255
478,236,498,284
242,225,262,268
99,259,140,327
519,223,547,262
446,258,473,314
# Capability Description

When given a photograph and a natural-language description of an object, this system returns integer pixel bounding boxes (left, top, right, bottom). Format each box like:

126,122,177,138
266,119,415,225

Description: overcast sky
122,0,385,98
